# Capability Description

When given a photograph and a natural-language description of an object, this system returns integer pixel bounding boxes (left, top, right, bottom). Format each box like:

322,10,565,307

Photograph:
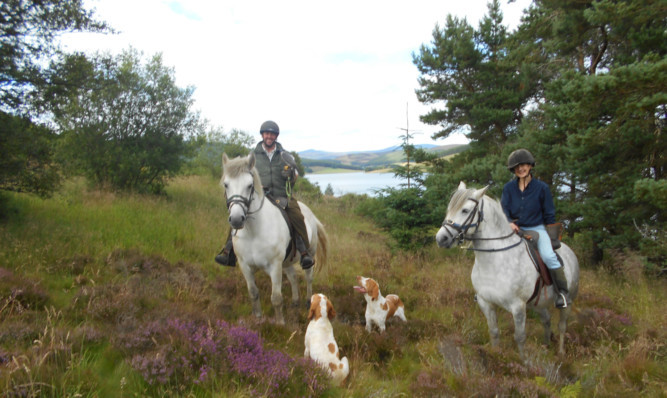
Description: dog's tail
314,220,328,273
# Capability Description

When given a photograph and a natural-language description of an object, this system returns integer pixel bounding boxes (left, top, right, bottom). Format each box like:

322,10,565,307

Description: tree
185,127,254,178
516,0,666,262
50,49,201,194
413,0,535,193
1,0,109,111
0,0,108,200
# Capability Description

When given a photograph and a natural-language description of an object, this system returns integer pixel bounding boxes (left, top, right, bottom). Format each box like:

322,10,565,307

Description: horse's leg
268,262,285,325
510,302,527,358
239,266,262,319
303,267,314,308
557,306,571,355
536,308,552,346
476,297,500,347
283,264,299,307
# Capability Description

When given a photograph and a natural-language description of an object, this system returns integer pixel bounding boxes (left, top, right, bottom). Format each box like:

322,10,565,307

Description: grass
1,175,666,397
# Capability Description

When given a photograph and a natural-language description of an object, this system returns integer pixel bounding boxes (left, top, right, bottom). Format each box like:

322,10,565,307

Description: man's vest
253,142,293,198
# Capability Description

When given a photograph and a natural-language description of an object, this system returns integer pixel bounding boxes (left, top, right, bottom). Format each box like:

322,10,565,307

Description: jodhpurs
525,224,560,270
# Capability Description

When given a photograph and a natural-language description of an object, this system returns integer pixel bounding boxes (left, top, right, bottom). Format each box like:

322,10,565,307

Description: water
304,172,404,197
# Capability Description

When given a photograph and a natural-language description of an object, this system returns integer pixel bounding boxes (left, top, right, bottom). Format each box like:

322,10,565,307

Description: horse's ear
222,153,229,165
474,185,490,200
247,152,256,169
458,181,467,190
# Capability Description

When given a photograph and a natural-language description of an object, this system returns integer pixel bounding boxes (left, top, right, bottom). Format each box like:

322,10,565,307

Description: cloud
61,0,532,152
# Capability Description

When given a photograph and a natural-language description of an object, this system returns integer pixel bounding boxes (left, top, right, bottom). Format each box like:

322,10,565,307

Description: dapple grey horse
436,182,579,356
222,152,328,325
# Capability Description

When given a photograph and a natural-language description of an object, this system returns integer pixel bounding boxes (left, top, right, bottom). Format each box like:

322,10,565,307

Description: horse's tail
315,220,328,272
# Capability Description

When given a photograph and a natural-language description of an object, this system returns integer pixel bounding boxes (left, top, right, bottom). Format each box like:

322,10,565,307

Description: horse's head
436,181,488,248
221,152,263,229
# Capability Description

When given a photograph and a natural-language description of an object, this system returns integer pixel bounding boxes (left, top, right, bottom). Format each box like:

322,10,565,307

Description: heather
1,176,666,397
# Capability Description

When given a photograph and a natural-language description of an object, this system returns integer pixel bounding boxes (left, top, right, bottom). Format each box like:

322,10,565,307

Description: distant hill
299,144,467,172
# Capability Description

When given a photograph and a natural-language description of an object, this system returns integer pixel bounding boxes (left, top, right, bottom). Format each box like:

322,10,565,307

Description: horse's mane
448,188,511,233
223,155,264,196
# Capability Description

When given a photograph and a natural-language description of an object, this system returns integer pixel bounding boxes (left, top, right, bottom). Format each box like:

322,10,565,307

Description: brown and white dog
354,276,407,332
304,293,349,385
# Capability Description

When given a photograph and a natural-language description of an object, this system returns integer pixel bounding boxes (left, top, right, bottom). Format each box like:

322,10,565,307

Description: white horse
435,182,579,356
221,152,328,325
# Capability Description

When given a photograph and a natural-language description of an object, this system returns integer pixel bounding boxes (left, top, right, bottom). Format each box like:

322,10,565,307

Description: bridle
442,197,522,252
225,173,265,221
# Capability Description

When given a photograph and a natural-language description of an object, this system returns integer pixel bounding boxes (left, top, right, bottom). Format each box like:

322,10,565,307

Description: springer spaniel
304,293,350,385
354,276,407,332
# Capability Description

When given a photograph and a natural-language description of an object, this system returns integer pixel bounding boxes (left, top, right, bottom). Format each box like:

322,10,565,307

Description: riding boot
214,237,236,267
549,266,570,309
295,235,314,270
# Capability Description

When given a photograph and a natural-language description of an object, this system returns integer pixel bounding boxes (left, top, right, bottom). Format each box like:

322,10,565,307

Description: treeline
301,159,363,171
0,1,258,205
0,1,664,270
359,0,665,270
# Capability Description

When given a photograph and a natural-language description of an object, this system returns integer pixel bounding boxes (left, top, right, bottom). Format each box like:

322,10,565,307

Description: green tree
0,0,108,202
50,49,201,194
185,127,254,178
0,0,109,111
516,0,666,263
413,0,534,193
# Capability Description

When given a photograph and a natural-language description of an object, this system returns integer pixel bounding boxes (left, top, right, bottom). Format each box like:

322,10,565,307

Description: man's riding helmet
507,149,536,171
260,120,280,136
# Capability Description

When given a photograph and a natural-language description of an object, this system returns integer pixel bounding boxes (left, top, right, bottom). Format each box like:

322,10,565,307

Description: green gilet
253,142,293,198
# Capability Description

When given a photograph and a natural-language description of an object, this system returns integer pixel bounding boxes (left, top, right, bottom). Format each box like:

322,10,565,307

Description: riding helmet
259,120,280,135
507,149,535,171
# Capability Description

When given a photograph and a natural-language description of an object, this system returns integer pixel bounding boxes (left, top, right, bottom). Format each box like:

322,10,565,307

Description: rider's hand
510,222,520,233
281,165,294,180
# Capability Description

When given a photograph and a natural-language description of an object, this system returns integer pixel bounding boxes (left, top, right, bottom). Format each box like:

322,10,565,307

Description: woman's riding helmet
507,149,536,171
260,120,280,136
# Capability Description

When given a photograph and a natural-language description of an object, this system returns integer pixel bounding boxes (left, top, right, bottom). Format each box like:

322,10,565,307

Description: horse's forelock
447,188,475,213
223,155,264,195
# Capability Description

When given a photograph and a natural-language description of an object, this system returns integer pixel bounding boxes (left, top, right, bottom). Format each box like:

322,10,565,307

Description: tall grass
1,176,665,397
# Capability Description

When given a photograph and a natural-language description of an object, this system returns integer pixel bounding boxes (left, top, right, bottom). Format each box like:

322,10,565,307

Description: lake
304,172,404,196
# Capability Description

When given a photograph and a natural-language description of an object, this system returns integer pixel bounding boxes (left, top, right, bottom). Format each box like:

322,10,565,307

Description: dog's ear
327,299,336,319
308,295,319,321
369,280,379,301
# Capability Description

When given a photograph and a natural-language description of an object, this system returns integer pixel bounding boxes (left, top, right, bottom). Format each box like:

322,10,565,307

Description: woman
500,149,569,308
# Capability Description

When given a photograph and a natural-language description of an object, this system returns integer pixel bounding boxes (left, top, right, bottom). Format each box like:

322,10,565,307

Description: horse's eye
462,209,469,214
223,183,228,189
247,184,253,191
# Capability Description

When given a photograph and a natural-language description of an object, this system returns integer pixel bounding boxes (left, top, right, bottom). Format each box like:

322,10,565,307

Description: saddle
520,224,564,306
266,193,297,261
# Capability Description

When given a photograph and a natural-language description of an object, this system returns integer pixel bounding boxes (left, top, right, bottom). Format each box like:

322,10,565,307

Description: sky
60,0,533,153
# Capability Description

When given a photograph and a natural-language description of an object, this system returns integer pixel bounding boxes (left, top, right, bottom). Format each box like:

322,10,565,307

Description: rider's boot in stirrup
215,238,236,267
549,266,570,309
295,235,314,270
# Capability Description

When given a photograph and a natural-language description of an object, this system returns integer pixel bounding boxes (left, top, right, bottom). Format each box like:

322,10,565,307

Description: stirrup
555,292,568,309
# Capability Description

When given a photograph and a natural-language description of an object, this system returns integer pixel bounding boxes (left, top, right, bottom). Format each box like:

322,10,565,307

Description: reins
443,197,522,252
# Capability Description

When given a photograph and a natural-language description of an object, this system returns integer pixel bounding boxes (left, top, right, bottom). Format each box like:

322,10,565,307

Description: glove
281,165,295,180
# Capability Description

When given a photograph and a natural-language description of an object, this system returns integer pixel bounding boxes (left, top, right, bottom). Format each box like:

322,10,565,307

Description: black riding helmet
260,120,280,136
507,149,535,171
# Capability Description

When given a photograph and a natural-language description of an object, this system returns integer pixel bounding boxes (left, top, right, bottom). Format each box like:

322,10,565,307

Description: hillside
1,176,665,396
300,144,467,171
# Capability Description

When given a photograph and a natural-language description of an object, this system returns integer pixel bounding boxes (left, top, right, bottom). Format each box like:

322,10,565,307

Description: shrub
121,318,329,397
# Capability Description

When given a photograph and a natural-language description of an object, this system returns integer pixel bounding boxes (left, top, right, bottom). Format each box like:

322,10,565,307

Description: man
215,120,314,269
